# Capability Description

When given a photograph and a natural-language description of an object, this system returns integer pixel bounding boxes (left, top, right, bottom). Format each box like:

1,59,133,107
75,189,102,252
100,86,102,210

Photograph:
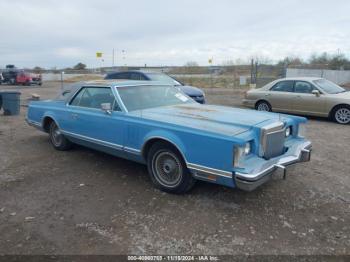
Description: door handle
71,113,79,120
265,94,270,97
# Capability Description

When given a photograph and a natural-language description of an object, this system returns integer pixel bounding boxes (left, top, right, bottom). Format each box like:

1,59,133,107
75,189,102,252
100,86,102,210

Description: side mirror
101,103,112,114
312,90,320,97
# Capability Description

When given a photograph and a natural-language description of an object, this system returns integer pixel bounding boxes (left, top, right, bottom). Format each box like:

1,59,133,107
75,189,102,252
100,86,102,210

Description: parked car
1,64,42,86
243,77,350,124
1,65,19,85
16,71,42,86
104,71,205,104
26,80,311,193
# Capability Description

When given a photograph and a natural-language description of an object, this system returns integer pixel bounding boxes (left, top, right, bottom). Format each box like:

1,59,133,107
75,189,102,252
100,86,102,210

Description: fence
286,68,350,85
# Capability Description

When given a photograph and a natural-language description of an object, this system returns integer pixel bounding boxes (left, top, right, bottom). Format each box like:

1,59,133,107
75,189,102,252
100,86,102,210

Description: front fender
141,129,188,162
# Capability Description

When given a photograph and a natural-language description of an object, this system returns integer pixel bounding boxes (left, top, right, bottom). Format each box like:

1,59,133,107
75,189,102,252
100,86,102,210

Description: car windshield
117,85,194,111
314,79,346,94
147,73,181,85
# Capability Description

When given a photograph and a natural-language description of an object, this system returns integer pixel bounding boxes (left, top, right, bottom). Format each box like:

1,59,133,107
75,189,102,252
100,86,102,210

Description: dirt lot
0,82,349,255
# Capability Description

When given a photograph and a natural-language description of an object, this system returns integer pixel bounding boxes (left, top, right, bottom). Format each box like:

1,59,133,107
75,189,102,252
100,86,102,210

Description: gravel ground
0,82,349,255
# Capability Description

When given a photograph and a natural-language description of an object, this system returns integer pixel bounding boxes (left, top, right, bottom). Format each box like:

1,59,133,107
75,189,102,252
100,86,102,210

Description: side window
118,73,129,79
70,88,85,106
295,81,315,94
139,74,147,80
70,87,117,109
270,81,294,92
106,73,119,79
130,73,141,80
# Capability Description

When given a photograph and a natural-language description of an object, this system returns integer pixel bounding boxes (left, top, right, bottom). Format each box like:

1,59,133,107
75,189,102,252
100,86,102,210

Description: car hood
138,103,281,136
178,85,204,96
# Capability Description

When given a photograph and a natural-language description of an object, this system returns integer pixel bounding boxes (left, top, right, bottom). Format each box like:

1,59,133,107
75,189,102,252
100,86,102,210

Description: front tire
147,142,196,194
49,121,72,150
332,106,350,125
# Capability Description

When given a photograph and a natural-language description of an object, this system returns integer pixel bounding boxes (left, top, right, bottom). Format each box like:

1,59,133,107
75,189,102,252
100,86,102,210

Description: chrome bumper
234,141,312,191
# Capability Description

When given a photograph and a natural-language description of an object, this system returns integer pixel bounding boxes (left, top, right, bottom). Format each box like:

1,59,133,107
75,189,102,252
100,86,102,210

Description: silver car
243,77,350,124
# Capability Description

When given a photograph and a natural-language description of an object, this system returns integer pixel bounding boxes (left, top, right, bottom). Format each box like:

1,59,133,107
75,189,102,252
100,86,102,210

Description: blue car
26,80,312,193
104,71,206,104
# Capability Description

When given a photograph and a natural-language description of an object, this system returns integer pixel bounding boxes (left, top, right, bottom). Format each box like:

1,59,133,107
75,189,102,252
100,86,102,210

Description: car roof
78,79,174,87
105,70,163,75
278,77,323,81
58,80,174,102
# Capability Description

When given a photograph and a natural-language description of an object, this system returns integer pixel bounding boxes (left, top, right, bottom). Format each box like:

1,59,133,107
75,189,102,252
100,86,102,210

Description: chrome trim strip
187,163,232,178
124,146,141,154
62,130,123,150
26,119,42,127
61,130,141,155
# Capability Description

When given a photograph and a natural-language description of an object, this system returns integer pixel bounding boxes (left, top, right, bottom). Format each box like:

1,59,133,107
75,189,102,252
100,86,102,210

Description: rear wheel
147,142,196,194
255,100,272,112
49,121,72,150
332,106,350,124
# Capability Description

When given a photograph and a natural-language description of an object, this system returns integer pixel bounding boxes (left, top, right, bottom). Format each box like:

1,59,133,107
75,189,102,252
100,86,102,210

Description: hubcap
257,103,270,111
152,151,182,188
51,123,63,146
335,108,350,124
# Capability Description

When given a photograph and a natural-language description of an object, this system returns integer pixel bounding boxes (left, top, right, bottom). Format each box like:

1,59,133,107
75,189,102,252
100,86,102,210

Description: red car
16,71,42,86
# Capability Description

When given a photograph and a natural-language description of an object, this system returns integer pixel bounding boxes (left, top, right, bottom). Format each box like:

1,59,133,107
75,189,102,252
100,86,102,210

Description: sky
0,0,349,68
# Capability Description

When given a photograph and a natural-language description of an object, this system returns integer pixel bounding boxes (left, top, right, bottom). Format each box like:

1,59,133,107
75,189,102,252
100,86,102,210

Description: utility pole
112,48,115,67
250,59,254,84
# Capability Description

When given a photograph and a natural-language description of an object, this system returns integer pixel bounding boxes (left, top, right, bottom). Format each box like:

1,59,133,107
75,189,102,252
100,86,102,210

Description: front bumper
234,141,312,191
242,99,255,108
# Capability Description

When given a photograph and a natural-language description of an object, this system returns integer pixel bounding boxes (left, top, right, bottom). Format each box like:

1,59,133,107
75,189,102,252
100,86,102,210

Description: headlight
233,142,251,168
298,123,307,138
285,127,291,137
244,142,251,155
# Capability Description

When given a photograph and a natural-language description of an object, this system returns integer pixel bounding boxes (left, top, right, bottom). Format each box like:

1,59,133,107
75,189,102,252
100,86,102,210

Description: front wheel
147,142,196,194
49,121,72,150
332,106,350,125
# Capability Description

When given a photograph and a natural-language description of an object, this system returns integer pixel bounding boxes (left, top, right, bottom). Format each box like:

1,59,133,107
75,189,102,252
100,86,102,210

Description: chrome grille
260,122,286,159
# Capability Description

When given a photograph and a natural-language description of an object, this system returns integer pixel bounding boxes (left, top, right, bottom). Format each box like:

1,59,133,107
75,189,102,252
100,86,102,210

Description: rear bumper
234,141,312,191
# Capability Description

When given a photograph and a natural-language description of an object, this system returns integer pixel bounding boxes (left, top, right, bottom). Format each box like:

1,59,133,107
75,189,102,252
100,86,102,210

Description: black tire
331,105,350,125
255,100,272,112
49,121,72,150
147,142,196,194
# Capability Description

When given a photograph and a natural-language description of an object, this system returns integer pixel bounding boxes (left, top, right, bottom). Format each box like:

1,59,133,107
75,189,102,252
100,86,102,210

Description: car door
291,81,326,116
62,86,126,150
266,80,294,112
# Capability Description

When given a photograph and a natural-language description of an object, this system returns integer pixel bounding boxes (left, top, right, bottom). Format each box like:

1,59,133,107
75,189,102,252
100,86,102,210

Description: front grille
260,122,285,159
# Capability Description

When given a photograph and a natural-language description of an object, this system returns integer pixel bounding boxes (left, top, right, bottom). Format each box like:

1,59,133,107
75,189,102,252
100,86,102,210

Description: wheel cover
335,108,350,124
152,151,183,188
51,123,63,146
257,102,270,111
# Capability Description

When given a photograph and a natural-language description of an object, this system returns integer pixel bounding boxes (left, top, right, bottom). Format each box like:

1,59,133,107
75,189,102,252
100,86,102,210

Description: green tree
73,62,87,70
